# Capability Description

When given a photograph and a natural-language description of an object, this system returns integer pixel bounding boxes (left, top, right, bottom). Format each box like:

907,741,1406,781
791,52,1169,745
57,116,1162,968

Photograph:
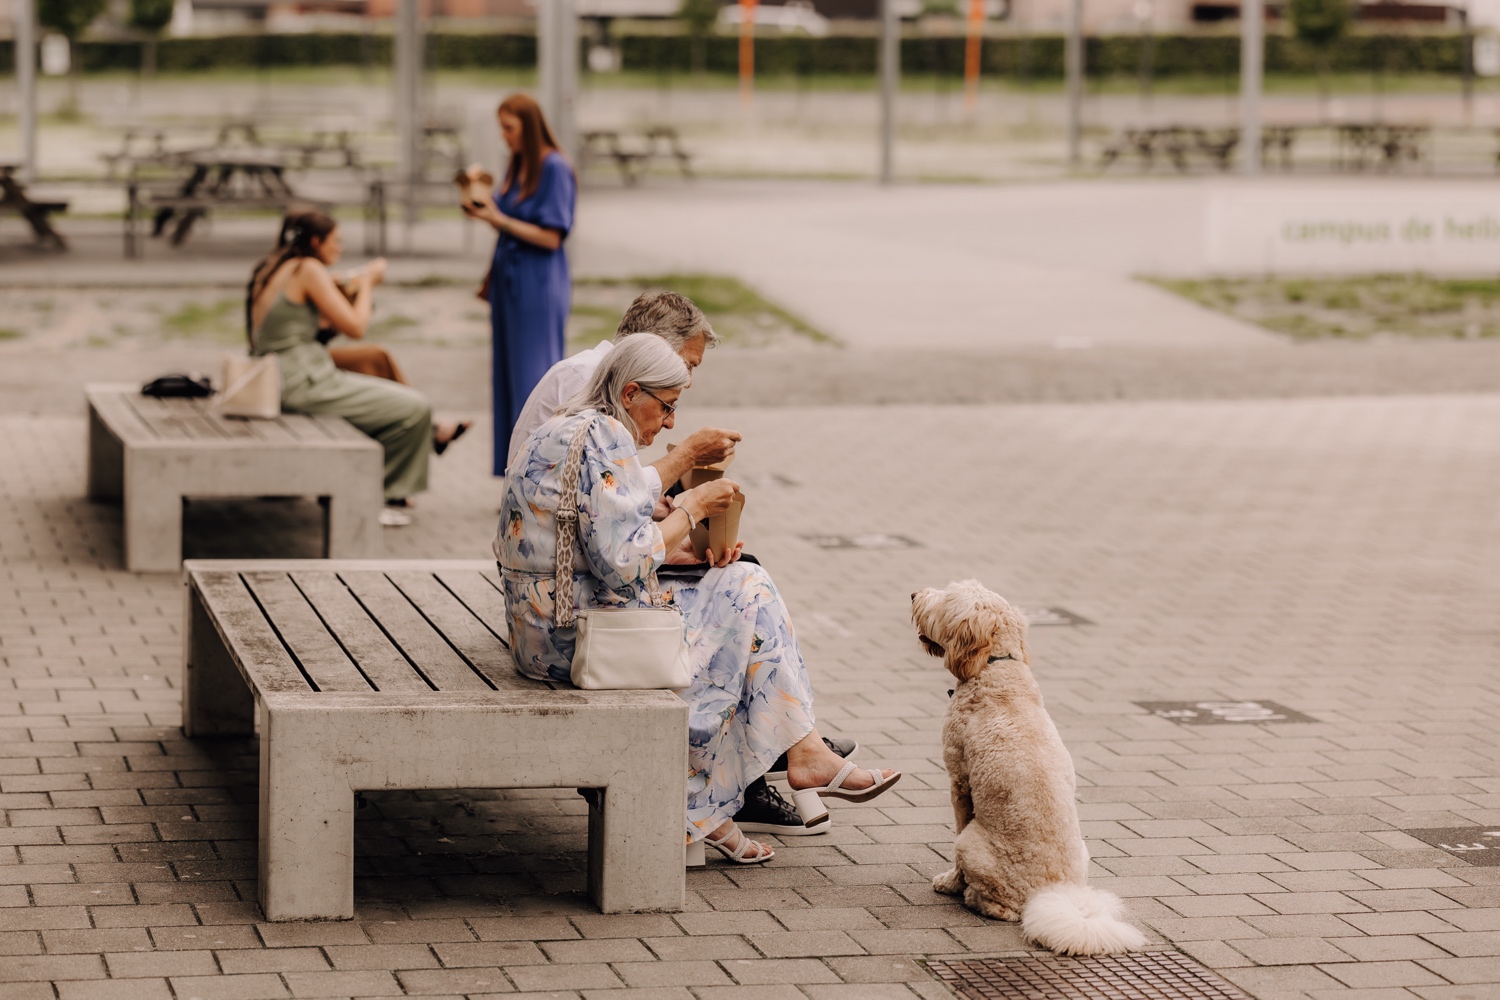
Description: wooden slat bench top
87,383,370,449
182,558,689,920
187,559,578,700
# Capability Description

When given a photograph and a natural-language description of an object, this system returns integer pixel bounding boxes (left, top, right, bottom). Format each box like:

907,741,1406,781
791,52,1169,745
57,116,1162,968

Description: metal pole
1066,0,1083,167
878,0,897,184
16,0,37,184
1461,6,1474,124
1239,0,1263,175
394,0,422,241
539,0,579,155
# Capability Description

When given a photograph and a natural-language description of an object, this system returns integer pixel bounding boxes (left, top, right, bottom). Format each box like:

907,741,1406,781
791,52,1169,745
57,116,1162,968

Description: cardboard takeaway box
667,444,744,559
690,491,745,562
454,163,495,209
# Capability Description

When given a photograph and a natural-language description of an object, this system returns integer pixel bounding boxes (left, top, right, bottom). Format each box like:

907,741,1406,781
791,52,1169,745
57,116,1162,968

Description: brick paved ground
3,391,1499,999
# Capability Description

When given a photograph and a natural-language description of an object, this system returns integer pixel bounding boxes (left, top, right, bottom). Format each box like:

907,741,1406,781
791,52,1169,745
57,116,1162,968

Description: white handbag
218,354,281,420
554,415,693,691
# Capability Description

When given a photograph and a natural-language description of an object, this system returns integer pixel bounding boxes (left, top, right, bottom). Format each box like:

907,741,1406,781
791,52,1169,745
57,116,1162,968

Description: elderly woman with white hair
498,335,900,864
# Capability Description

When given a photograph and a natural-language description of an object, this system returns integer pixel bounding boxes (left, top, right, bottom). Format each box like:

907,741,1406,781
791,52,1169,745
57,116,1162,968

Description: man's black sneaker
734,778,829,835
765,736,858,782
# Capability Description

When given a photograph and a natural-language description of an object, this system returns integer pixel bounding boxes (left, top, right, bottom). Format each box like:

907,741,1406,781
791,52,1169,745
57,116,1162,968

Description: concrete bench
87,383,383,572
182,559,689,921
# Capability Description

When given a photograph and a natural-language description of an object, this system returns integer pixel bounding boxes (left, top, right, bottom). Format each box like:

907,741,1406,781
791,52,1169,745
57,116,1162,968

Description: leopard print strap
553,416,594,630
552,413,668,631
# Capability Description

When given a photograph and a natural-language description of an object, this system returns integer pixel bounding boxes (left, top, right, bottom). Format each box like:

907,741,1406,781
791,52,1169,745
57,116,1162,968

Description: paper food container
667,443,735,491
690,491,745,561
454,163,495,209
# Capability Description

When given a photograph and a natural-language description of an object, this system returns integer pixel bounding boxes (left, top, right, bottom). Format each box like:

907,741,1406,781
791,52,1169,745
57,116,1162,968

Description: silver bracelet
680,504,698,531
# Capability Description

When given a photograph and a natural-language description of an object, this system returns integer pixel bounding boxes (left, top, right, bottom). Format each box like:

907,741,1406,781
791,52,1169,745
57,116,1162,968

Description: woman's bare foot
785,730,895,792
706,820,773,862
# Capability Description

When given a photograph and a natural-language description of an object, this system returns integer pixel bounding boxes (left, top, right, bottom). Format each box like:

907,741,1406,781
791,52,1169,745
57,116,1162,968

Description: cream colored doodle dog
911,580,1147,956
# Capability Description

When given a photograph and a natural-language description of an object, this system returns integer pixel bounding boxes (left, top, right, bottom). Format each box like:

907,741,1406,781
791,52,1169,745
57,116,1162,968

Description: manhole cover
1136,700,1318,725
1018,606,1092,627
803,533,920,550
1403,827,1500,865
928,951,1252,1000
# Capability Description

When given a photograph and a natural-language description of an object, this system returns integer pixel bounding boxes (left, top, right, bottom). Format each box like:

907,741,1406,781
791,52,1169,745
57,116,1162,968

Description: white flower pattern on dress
497,410,816,842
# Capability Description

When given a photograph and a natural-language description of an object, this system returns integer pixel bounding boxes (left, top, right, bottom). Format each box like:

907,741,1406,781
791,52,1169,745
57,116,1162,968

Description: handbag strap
553,413,666,630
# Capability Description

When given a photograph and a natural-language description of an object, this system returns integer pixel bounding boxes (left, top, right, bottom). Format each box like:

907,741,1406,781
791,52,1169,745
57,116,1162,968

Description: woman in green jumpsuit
247,212,434,525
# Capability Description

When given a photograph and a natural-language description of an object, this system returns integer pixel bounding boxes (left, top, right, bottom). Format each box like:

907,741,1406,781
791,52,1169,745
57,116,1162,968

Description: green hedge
0,30,1471,77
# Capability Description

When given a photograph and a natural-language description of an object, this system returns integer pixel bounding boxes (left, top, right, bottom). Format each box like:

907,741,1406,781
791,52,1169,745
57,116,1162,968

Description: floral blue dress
496,410,816,843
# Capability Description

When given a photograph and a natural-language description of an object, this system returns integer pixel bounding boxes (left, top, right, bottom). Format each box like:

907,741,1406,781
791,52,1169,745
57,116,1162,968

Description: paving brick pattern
3,394,1500,999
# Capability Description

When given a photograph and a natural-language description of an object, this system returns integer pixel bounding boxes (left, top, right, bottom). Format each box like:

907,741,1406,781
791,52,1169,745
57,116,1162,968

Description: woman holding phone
462,93,577,477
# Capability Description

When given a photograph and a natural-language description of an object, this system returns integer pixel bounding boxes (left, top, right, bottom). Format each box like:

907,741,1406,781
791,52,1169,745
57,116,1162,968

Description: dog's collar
947,654,1016,697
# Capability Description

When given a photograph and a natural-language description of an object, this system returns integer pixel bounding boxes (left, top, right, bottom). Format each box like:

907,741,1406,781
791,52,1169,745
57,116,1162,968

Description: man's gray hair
614,290,720,350
563,333,690,441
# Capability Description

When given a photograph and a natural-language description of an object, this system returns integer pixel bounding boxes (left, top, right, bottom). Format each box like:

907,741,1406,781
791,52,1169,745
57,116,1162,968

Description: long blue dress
489,151,576,475
497,411,818,843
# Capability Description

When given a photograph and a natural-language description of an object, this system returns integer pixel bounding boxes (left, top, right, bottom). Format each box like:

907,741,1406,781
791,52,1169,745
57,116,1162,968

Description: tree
129,0,174,79
37,0,108,114
1287,0,1352,112
679,0,720,75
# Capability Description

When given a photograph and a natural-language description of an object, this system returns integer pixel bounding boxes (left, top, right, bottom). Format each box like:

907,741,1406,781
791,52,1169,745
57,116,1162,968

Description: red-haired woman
462,93,577,477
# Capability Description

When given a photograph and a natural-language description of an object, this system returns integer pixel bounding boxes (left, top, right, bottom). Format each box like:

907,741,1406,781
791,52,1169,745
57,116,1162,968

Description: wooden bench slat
435,568,510,644
129,395,227,441
337,571,493,692
89,388,160,442
248,418,304,445
386,571,520,691
289,572,432,693
242,571,374,693
194,571,312,693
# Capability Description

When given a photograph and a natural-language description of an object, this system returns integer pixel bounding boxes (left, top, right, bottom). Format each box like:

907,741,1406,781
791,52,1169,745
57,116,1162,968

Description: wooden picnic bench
580,127,695,185
87,384,383,573
0,163,68,248
182,558,688,920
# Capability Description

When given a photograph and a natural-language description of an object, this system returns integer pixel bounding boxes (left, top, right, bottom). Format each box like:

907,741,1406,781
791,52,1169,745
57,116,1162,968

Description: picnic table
125,151,328,255
0,162,68,249
1098,126,1239,172
182,558,688,920
1336,123,1429,171
580,127,695,185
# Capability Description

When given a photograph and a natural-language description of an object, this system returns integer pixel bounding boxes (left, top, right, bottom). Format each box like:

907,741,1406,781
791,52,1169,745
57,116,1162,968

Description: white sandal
791,761,901,817
704,824,775,865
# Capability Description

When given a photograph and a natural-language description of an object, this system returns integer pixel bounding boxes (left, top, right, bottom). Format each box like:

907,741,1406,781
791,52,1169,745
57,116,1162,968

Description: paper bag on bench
218,354,281,420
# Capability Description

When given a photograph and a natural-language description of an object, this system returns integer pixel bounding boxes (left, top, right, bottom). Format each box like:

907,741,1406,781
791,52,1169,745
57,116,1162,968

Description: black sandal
434,420,472,456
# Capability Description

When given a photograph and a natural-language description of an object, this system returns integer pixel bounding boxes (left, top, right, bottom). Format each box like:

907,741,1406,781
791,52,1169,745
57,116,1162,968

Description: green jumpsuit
253,294,431,501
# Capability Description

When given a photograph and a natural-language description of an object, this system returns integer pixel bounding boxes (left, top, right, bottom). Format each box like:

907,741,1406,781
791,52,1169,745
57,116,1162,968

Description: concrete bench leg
86,402,124,502
259,705,356,921
123,453,182,572
182,583,254,738
321,489,381,559
586,731,685,913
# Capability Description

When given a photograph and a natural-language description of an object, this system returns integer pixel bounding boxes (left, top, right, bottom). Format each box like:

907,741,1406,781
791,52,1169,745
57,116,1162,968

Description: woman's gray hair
563,333,690,441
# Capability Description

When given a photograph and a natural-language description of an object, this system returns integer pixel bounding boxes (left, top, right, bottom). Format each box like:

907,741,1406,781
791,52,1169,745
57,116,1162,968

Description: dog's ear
945,616,993,682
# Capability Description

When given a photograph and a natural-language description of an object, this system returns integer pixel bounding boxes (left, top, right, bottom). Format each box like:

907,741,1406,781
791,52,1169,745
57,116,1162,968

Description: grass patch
161,299,243,342
575,273,835,348
1149,273,1500,340
0,328,23,341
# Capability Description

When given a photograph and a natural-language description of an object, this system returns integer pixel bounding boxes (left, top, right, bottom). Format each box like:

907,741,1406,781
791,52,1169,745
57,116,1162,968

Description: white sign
40,35,70,77
1207,189,1500,273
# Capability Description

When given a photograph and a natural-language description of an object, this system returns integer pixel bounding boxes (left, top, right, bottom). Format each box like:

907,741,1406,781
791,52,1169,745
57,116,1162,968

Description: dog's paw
964,886,1019,922
932,868,965,896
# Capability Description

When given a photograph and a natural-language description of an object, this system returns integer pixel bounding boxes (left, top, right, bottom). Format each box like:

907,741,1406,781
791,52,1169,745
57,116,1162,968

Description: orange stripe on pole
964,0,984,111
740,0,758,108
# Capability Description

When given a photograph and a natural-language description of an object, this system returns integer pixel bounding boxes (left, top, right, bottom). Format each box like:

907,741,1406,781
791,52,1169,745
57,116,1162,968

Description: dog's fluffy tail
1021,883,1148,956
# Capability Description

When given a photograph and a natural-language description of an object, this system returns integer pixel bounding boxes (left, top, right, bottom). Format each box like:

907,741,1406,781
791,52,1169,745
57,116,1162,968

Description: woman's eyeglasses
642,388,676,418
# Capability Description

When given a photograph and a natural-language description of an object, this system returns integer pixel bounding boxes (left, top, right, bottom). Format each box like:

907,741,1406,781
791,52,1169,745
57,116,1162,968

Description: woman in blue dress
463,93,577,476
